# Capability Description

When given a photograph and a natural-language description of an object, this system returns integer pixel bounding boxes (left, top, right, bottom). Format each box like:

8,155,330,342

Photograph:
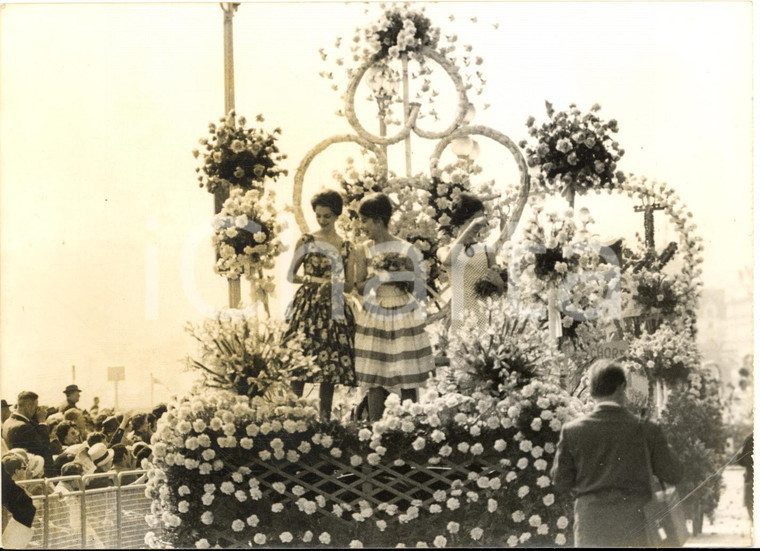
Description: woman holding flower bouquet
284,190,356,420
353,193,436,421
438,192,510,336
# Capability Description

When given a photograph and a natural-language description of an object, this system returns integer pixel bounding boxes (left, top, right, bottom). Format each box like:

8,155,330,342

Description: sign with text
107,366,125,382
590,340,628,360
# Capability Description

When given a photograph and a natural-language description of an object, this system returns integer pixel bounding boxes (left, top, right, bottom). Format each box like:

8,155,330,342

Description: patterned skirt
283,284,356,386
355,285,435,390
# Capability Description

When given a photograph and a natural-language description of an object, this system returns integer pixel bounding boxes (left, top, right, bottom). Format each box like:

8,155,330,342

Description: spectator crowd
1,385,164,544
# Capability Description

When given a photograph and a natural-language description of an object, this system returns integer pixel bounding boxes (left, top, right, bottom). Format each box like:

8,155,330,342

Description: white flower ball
433,535,447,548
279,532,293,543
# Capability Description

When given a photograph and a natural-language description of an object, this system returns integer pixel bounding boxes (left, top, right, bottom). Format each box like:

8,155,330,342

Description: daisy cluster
211,187,284,283
144,363,588,548
193,111,287,194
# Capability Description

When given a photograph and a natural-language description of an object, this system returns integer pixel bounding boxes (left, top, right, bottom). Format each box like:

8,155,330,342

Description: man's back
552,404,682,497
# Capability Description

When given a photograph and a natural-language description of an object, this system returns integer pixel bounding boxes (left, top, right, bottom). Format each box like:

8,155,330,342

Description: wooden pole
221,3,241,309
401,54,412,177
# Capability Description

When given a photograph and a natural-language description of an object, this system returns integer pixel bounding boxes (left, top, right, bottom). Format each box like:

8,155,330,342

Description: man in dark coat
59,384,82,413
551,359,682,547
2,391,55,478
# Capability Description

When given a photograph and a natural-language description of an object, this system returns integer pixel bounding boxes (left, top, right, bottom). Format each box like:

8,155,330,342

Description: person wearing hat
85,442,115,489
59,385,82,414
1,399,11,424
3,391,55,477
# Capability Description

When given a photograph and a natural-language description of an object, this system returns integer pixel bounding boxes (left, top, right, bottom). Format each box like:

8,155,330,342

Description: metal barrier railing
16,470,151,549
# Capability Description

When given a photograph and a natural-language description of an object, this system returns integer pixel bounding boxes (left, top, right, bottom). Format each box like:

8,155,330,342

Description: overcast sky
0,1,752,409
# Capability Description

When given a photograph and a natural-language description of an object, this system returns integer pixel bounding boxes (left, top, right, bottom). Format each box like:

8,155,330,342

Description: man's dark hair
111,444,129,464
131,414,148,432
589,358,627,398
17,391,38,404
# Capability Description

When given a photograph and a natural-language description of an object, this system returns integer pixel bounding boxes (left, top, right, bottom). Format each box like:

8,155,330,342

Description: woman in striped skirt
353,193,435,421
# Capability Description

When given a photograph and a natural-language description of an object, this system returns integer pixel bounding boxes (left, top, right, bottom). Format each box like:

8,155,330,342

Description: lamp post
220,2,241,308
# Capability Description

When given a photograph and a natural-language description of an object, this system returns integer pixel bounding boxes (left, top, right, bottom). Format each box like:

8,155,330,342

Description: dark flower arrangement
520,102,625,196
473,265,510,299
194,112,288,194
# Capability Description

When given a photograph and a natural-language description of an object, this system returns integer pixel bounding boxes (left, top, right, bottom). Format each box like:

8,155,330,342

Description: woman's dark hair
589,358,628,398
310,190,343,216
55,421,77,444
449,192,485,228
60,462,84,477
358,192,393,227
87,431,107,447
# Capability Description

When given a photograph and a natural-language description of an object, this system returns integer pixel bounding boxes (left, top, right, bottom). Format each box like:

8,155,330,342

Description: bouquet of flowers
211,188,284,282
623,323,700,386
520,102,625,197
520,206,579,287
370,251,416,293
448,298,559,393
194,111,288,194
185,309,317,399
368,5,439,61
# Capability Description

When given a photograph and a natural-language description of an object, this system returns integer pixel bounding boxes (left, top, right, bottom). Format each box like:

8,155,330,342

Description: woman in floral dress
353,192,436,421
284,190,356,420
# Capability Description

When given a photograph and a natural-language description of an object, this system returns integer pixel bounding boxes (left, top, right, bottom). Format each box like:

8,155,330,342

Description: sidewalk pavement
684,466,754,548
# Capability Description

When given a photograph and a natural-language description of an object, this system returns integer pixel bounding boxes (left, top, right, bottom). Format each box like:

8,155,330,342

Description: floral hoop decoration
520,102,625,203
194,111,288,194
211,188,284,286
618,175,704,317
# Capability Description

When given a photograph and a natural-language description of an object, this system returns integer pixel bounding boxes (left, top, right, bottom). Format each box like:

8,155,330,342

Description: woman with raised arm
438,192,510,336
353,193,435,422
283,190,356,420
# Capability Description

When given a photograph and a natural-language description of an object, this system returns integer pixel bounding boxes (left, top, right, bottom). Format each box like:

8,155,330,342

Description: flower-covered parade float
145,4,723,547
